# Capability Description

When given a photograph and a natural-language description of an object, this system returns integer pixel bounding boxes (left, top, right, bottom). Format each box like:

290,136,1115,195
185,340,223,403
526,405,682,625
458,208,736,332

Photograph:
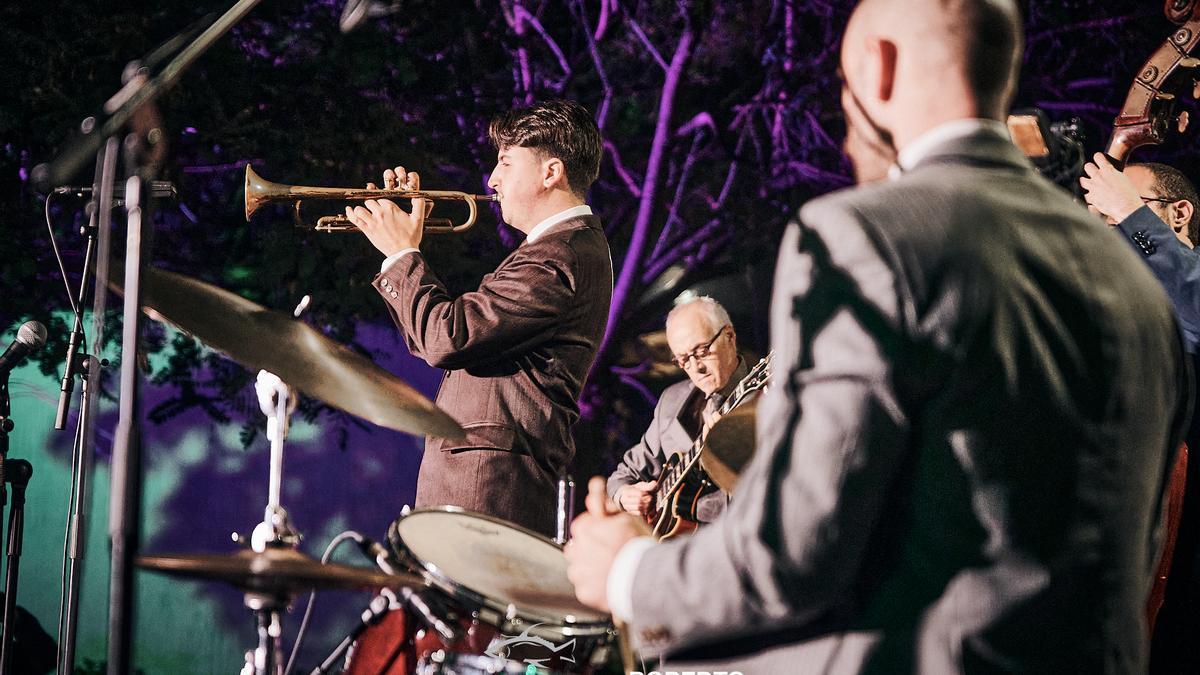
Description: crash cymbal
700,398,760,494
112,266,462,439
137,548,423,595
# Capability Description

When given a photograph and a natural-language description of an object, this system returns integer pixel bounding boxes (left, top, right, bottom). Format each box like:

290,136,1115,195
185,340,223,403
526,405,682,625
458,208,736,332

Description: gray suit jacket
374,216,612,536
625,130,1191,673
607,378,728,523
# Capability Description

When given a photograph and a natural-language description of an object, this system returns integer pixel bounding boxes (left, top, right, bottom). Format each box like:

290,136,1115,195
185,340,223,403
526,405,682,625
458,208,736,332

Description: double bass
1102,0,1200,633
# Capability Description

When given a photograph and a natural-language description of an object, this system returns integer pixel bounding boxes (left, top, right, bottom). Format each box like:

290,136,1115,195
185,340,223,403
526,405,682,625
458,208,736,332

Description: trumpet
244,165,498,233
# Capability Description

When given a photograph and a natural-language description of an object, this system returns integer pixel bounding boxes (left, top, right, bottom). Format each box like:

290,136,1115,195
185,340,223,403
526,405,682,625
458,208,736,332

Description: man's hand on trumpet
344,165,429,256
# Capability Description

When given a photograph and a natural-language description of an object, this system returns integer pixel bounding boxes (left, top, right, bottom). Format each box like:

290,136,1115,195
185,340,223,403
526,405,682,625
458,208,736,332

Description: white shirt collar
525,204,593,243
888,118,1010,180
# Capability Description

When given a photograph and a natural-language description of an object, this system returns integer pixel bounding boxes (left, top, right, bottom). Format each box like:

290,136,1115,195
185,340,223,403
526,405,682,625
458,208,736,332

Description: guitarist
606,295,747,524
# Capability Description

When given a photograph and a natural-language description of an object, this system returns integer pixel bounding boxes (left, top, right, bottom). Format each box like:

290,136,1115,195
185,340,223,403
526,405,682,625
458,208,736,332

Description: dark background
1,0,1197,671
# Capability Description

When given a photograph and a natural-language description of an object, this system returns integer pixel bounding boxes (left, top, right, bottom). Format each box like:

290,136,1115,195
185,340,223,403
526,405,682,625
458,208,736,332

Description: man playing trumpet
343,99,613,537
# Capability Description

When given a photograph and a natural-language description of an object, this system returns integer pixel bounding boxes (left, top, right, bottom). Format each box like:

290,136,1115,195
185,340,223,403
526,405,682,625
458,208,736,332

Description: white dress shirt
887,118,1010,180
379,204,594,273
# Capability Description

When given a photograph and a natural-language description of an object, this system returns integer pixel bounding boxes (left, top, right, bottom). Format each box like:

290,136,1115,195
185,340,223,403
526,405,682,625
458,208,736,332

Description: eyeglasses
1141,195,1181,205
672,326,728,370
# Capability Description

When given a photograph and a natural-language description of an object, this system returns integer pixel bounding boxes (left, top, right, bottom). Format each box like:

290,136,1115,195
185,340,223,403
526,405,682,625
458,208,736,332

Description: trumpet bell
244,164,282,221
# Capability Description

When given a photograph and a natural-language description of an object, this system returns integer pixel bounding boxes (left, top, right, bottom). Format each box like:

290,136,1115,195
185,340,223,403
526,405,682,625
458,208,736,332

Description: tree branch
598,24,697,365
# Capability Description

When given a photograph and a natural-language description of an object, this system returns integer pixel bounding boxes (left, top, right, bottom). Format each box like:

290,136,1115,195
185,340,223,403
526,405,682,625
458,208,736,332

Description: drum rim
387,505,611,633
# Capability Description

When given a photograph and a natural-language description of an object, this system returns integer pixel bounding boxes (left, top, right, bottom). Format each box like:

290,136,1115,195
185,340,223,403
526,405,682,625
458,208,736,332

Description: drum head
390,508,608,630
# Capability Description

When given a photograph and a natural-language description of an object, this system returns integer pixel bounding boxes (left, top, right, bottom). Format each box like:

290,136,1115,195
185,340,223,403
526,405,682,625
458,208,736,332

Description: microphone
339,0,400,33
0,321,48,377
53,181,177,201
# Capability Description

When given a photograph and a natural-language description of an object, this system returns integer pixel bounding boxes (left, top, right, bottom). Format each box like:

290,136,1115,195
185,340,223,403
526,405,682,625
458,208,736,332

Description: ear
1173,200,1194,233
872,38,897,102
542,157,567,190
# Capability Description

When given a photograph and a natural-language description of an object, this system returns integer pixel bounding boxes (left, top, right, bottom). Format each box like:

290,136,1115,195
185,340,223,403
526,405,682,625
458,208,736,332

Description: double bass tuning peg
1179,111,1191,134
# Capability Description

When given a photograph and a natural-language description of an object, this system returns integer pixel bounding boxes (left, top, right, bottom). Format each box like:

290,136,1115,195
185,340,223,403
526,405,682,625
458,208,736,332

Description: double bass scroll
1106,0,1200,164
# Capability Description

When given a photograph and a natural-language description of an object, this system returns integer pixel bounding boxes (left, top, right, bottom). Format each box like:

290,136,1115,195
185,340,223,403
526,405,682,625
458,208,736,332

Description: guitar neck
655,353,773,507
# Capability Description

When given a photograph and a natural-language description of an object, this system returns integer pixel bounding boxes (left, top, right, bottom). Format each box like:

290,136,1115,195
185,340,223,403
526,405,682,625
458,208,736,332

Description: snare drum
388,507,614,670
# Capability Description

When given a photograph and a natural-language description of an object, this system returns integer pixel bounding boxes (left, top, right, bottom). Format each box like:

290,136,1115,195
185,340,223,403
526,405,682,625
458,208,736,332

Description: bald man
565,1,1190,672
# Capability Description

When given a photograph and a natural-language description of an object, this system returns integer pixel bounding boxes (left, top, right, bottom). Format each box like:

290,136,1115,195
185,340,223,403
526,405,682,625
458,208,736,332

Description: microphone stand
31,3,265,672
0,365,36,675
54,135,118,675
0,457,32,675
0,372,11,673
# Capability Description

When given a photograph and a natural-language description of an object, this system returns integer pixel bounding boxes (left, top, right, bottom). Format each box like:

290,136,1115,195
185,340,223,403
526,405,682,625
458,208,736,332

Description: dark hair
1139,162,1200,246
488,99,603,197
959,0,1023,118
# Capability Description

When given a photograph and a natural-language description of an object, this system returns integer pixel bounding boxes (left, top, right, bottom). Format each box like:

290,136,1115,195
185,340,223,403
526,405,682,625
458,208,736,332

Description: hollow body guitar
648,354,772,540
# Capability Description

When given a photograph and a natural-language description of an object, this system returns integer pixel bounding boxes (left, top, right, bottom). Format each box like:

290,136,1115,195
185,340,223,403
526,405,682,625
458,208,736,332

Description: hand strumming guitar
614,481,658,516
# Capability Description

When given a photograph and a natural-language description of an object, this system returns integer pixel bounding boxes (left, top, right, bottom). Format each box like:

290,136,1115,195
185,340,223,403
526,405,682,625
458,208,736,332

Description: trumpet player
343,99,613,537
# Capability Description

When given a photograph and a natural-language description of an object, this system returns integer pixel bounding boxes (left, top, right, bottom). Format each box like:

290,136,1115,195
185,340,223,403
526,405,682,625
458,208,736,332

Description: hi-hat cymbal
701,398,760,494
112,266,462,439
137,548,423,595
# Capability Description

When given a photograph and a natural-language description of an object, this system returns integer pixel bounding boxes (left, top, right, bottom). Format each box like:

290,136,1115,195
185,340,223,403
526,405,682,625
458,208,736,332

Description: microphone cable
283,530,366,675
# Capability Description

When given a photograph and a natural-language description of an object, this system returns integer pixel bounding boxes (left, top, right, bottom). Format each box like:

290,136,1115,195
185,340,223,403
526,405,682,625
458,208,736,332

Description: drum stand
555,475,576,545
237,371,300,675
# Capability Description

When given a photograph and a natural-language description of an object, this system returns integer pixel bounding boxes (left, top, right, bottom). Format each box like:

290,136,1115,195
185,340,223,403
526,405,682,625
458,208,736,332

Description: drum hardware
342,507,620,674
416,650,558,675
311,589,399,675
385,507,614,670
235,368,326,674
244,165,499,233
313,583,468,675
554,475,576,545
248,370,301,550
354,529,464,643
138,364,426,675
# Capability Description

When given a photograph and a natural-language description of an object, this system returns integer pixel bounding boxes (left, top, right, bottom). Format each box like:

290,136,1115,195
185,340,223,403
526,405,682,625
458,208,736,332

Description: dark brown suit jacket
374,215,612,536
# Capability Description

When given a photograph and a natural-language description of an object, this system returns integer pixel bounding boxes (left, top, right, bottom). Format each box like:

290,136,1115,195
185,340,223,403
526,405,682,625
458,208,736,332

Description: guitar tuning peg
1181,56,1200,69
1193,79,1200,99
1179,111,1191,134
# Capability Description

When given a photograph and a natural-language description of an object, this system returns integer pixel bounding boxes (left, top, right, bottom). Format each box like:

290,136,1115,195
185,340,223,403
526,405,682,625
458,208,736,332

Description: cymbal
112,266,463,439
701,397,760,494
137,548,424,595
